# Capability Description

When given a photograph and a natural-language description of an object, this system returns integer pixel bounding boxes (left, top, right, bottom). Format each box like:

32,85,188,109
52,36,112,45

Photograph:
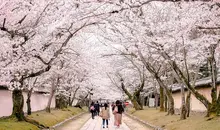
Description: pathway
55,113,91,130
80,107,150,130
56,108,151,130
80,113,130,130
80,113,150,130
122,115,150,130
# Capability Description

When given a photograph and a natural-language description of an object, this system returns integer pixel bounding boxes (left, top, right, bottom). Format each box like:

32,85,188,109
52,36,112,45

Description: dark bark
155,92,159,109
180,104,187,120
55,94,68,109
208,44,219,117
76,91,91,107
186,91,191,117
134,81,145,109
165,95,168,112
161,51,211,115
45,89,55,113
68,93,72,106
137,49,174,115
180,85,186,120
121,81,143,110
12,89,25,121
160,86,165,111
157,76,175,115
46,79,58,113
70,86,80,106
26,88,33,115
131,99,142,110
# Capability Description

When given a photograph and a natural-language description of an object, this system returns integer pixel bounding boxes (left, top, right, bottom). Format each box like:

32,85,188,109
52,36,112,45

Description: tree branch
0,18,29,45
120,78,133,99
24,65,51,79
34,55,49,65
17,15,27,24
197,26,220,30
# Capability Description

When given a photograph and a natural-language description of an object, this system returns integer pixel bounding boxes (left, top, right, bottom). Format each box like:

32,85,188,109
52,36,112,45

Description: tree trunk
137,49,174,115
156,77,174,115
70,86,80,106
56,94,68,109
207,102,220,117
208,44,219,117
161,51,211,115
46,82,56,113
12,89,25,121
26,88,33,115
132,99,142,110
180,85,186,120
155,93,159,109
121,81,143,110
167,98,175,115
165,95,168,112
46,90,55,113
68,93,72,106
160,87,164,111
186,91,191,117
134,92,143,110
180,104,187,120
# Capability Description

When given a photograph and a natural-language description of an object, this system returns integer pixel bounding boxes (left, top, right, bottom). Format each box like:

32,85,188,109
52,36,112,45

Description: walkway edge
124,112,163,130
52,111,88,129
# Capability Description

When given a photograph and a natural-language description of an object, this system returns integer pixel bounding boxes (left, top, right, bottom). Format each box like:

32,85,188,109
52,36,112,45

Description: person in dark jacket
113,100,124,127
94,101,100,116
90,102,95,119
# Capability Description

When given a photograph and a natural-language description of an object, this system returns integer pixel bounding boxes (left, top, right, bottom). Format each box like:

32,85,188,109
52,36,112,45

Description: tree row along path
56,108,151,130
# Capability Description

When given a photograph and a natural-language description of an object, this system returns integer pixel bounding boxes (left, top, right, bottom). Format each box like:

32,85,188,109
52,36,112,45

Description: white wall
172,85,220,112
0,90,55,117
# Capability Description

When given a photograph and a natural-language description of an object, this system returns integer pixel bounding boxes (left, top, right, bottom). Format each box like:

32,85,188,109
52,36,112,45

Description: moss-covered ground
0,117,38,130
127,107,220,130
0,107,87,130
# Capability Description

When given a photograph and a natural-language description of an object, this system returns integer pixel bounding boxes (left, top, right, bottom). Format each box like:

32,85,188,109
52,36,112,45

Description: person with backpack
90,102,95,119
113,100,124,128
100,103,110,128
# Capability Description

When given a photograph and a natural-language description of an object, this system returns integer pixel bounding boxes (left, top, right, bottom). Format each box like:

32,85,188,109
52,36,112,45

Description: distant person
94,101,100,116
100,103,110,128
90,102,95,119
113,100,124,128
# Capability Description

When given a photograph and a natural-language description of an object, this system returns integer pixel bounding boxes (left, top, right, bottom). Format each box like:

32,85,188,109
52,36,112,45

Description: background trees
0,0,220,122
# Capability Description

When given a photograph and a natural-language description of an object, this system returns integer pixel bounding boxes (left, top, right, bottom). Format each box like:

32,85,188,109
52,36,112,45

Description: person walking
113,100,124,128
100,103,110,128
94,101,100,116
90,102,95,119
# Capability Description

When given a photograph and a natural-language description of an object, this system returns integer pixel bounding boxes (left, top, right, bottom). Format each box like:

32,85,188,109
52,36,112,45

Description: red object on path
124,102,129,106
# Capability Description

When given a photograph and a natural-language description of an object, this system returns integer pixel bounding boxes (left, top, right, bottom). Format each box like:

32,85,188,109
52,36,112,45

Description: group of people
90,100,124,128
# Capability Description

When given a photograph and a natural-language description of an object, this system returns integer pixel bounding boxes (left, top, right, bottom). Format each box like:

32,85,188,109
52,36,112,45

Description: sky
74,33,124,101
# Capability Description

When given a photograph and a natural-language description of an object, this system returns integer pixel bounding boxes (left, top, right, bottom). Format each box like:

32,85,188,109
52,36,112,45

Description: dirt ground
128,108,220,130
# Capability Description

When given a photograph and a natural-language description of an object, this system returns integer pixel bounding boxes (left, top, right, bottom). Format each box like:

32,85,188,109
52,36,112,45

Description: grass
127,107,220,130
27,107,85,127
0,117,38,130
0,107,86,130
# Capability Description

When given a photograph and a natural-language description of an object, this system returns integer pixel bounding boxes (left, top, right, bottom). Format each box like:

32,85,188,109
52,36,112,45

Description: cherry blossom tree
96,0,220,117
0,0,112,121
